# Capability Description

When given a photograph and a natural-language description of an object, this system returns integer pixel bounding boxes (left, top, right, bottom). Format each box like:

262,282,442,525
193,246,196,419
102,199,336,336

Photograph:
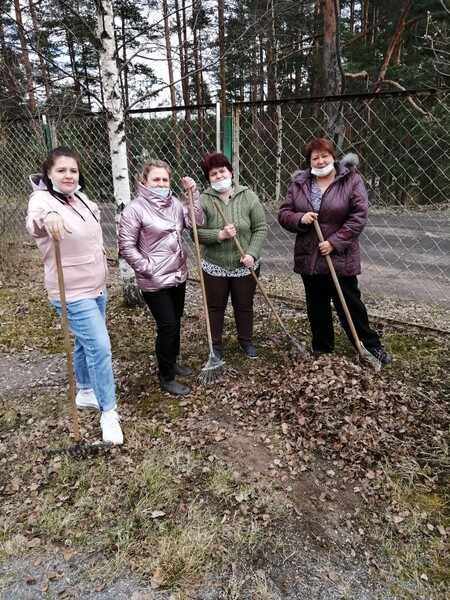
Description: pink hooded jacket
26,175,108,302
118,183,204,292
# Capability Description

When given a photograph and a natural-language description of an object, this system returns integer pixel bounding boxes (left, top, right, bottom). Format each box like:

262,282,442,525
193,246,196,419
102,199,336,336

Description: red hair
305,138,337,163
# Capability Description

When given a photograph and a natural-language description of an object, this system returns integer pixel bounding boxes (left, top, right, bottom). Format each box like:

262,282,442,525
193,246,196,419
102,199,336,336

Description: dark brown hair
304,138,337,164
41,146,85,192
201,152,233,182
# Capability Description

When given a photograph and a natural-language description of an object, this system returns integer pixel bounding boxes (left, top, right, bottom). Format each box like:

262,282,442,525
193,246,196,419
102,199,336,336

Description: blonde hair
140,158,172,183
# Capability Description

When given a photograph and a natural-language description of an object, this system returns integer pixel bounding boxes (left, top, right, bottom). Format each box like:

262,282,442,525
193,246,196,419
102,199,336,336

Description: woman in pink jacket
118,158,203,396
27,147,123,445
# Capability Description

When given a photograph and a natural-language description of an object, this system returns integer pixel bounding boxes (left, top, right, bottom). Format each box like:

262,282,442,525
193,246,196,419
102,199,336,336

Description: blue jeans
51,293,116,412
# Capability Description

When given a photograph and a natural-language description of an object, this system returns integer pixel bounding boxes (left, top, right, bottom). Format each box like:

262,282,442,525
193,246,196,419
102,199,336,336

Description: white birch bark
270,0,282,204
96,0,142,306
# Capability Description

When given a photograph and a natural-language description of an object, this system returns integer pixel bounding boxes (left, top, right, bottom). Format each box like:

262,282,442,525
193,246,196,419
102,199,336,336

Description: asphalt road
262,211,450,305
12,204,449,306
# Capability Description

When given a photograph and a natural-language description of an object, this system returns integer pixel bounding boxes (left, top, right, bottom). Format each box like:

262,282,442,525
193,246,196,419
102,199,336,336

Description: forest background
1,0,449,117
0,0,449,309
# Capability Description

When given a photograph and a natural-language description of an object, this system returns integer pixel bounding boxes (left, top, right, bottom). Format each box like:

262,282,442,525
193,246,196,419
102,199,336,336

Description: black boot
159,376,190,396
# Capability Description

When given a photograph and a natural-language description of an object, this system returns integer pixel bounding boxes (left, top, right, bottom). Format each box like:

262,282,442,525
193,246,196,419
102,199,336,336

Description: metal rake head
288,335,310,357
359,342,382,373
43,441,115,456
197,355,226,385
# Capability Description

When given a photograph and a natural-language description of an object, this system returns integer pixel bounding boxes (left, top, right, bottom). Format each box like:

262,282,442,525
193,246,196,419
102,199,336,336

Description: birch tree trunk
95,0,141,307
13,0,36,111
28,0,51,98
268,0,282,204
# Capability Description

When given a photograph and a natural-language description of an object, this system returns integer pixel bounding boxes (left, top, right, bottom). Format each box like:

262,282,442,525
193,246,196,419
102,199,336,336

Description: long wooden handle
187,189,215,350
214,201,288,334
313,220,364,357
54,238,80,442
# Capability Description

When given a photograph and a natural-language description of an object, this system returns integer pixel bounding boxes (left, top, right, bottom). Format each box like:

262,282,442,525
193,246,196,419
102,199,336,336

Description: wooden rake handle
54,238,80,442
312,220,364,358
214,201,288,335
187,189,215,350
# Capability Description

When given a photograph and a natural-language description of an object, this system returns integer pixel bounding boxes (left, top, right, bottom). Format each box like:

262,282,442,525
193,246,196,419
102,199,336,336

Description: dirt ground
1,347,400,600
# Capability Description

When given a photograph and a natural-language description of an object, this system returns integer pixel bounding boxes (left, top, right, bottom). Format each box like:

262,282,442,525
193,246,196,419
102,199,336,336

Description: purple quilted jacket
278,160,368,276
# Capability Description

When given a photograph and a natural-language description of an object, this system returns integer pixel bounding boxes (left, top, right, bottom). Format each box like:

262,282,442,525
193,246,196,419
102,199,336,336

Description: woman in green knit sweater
197,152,267,359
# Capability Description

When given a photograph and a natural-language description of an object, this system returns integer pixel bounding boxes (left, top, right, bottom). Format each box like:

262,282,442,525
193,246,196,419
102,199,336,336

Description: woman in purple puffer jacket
278,137,390,363
118,158,203,396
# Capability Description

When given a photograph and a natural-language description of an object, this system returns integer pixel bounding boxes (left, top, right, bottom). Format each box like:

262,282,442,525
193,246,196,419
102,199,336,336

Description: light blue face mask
149,187,171,199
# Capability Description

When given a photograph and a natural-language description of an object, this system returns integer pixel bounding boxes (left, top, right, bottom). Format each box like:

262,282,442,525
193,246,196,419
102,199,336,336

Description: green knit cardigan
196,183,268,270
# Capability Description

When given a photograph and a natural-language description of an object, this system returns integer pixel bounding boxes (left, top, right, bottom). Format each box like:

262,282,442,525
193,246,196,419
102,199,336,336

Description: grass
357,456,449,598
0,244,449,597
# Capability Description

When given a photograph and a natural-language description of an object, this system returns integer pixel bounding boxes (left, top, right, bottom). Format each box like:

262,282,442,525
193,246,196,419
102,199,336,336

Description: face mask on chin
311,163,335,177
52,183,80,195
149,187,171,199
211,177,232,193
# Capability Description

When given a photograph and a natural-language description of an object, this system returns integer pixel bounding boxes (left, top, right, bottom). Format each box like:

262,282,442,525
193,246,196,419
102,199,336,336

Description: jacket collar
137,181,173,209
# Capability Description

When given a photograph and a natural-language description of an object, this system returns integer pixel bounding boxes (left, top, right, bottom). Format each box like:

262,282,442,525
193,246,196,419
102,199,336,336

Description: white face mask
211,177,232,193
311,163,335,177
53,183,81,195
149,187,171,199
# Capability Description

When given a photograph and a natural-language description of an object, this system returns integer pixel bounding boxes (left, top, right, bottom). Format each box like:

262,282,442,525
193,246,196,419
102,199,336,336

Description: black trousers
203,267,259,349
142,282,186,381
301,274,381,353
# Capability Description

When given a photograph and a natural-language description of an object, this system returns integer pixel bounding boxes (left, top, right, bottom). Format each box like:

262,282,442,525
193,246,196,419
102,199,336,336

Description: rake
44,239,112,454
187,189,226,384
214,202,308,357
312,220,381,372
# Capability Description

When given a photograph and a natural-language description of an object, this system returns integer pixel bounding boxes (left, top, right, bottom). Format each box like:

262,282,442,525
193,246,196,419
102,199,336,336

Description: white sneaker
76,388,99,409
100,409,123,445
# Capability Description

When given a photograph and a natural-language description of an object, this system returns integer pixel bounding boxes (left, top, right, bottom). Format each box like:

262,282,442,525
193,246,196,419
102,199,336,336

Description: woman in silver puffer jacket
118,159,203,396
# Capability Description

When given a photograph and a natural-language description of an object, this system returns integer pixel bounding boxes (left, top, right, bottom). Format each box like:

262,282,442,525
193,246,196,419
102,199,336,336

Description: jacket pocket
62,253,95,267
61,253,96,292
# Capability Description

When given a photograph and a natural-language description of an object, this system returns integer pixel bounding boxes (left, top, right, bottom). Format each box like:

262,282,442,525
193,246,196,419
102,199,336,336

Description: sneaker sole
76,401,99,409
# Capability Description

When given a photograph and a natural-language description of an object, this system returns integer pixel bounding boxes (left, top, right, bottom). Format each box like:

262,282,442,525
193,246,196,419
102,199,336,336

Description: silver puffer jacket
118,183,204,292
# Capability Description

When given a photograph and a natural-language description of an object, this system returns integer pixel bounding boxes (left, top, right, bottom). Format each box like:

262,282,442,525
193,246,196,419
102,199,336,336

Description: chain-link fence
1,90,449,320
233,90,450,310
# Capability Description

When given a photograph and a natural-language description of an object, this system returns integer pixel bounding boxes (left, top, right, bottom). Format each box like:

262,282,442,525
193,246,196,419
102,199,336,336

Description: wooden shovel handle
54,238,80,441
312,220,364,357
214,201,288,334
187,189,215,350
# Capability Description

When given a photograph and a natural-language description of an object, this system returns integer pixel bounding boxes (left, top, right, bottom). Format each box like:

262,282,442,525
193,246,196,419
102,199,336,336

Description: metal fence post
223,116,232,161
232,104,240,185
215,102,221,152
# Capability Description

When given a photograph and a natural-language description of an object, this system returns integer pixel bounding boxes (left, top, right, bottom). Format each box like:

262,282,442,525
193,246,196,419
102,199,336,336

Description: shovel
313,220,381,372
